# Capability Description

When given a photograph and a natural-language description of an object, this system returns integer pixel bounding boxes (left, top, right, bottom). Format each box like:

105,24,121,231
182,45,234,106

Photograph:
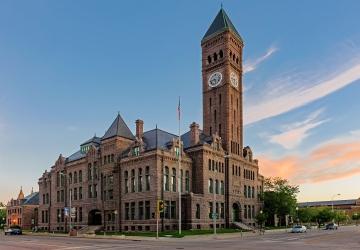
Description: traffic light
157,200,165,213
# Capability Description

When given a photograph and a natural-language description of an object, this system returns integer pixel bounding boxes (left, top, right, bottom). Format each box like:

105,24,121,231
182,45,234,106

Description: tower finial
221,2,223,9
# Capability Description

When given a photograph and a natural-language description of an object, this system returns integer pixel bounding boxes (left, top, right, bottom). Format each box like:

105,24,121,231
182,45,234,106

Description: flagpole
178,97,182,235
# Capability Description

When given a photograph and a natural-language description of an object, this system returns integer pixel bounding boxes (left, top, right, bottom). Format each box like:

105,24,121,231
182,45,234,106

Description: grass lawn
96,228,246,238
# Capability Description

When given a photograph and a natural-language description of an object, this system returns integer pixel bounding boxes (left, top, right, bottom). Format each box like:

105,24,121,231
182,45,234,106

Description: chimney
190,122,200,146
135,119,144,139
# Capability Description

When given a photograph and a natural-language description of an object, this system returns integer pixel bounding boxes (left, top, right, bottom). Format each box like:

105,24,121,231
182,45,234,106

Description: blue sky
1,0,360,203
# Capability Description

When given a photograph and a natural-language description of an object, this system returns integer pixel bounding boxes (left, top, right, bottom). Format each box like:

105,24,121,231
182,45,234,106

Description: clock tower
202,8,244,156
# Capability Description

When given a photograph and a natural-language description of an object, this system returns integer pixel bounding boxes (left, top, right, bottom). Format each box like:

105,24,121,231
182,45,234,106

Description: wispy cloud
259,130,360,184
268,109,329,150
243,46,278,74
245,58,360,125
66,125,78,131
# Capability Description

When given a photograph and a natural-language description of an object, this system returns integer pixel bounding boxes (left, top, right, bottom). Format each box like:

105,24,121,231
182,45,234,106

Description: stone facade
6,188,39,230
37,8,264,232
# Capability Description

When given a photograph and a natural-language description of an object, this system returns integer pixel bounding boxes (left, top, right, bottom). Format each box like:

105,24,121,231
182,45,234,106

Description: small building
6,187,39,230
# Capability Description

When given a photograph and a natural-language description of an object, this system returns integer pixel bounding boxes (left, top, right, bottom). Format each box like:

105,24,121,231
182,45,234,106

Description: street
1,226,360,250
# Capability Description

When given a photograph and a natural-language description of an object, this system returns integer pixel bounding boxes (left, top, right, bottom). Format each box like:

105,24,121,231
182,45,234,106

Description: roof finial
221,2,223,9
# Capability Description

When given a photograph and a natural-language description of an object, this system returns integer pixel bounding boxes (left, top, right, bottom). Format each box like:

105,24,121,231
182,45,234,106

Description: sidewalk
23,230,263,241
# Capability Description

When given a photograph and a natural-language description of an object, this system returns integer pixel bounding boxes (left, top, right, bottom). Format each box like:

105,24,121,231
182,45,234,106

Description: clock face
208,72,223,88
230,72,239,88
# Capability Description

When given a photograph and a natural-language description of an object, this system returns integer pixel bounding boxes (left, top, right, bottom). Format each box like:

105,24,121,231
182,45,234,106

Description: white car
291,225,307,233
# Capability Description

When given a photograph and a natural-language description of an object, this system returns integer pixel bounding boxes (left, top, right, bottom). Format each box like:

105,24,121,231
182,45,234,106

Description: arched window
172,168,176,192
229,51,232,57
209,178,213,193
124,171,129,193
244,185,247,197
214,109,217,123
252,186,255,198
111,154,114,163
215,179,219,194
213,52,218,61
219,50,223,58
208,159,211,170
180,169,184,192
236,57,239,64
88,163,92,181
196,204,200,219
220,181,224,195
164,166,169,191
185,170,190,192
131,169,135,192
138,168,143,192
74,172,78,183
79,170,82,183
215,162,218,172
69,173,73,184
207,55,212,64
248,186,251,198
145,166,150,191
212,160,215,171
232,54,235,61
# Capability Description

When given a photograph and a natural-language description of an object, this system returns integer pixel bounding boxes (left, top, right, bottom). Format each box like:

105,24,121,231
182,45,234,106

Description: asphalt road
1,226,360,250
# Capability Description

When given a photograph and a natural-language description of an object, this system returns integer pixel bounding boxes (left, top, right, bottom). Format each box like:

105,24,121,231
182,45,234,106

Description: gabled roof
181,130,212,148
202,8,242,43
80,136,101,146
142,128,178,151
66,150,86,163
23,192,39,205
102,114,135,141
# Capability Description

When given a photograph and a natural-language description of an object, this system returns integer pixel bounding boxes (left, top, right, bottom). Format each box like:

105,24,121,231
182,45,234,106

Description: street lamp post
259,210,264,235
213,176,216,237
60,172,72,233
296,207,299,225
331,193,341,213
223,154,230,231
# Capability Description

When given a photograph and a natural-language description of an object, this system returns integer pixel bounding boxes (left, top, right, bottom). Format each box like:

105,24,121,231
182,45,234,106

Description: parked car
291,225,307,233
4,226,22,235
325,223,338,230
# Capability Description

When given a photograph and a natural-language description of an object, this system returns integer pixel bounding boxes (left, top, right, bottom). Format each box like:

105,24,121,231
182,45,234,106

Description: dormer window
175,146,180,158
133,146,140,156
81,145,90,154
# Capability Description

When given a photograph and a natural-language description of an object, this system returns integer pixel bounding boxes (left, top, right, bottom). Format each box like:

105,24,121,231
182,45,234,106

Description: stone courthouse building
38,8,264,232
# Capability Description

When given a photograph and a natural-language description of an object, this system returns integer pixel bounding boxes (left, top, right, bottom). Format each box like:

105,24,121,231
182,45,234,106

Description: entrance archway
88,209,102,225
232,203,240,222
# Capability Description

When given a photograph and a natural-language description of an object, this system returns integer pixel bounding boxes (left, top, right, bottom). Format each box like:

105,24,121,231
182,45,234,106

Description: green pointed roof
102,113,135,140
202,8,242,43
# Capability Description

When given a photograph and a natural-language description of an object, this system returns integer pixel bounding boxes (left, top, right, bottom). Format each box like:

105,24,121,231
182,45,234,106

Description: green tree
255,212,267,228
298,207,316,224
0,208,6,229
334,211,347,225
352,213,360,225
316,208,335,226
262,177,299,226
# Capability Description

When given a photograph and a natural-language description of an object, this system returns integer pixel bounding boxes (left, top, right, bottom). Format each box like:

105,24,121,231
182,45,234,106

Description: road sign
157,200,165,213
64,207,69,217
71,207,76,218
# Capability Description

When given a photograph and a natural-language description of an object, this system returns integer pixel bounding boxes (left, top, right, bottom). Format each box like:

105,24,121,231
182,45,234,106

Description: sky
0,0,359,203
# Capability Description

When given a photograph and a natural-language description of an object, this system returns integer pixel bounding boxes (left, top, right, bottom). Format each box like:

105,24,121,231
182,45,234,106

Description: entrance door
232,203,240,222
88,209,102,225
